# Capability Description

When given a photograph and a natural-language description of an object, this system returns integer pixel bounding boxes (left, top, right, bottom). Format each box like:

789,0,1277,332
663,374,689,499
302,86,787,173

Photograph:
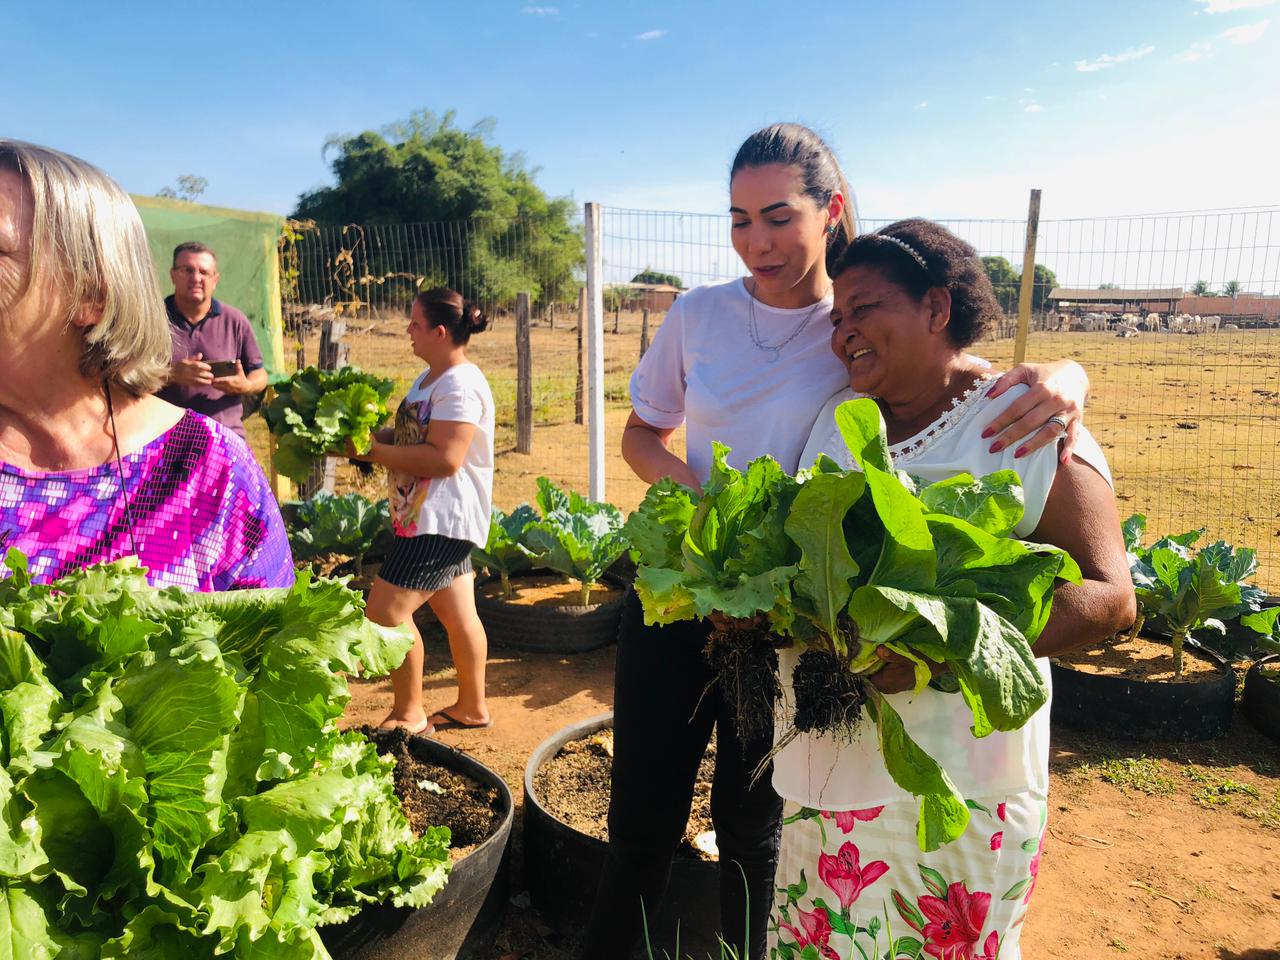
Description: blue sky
5,0,1277,222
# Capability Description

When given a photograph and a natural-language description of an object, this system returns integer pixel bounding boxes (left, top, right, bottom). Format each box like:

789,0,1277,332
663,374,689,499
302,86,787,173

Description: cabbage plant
284,490,393,573
522,478,629,605
471,504,540,598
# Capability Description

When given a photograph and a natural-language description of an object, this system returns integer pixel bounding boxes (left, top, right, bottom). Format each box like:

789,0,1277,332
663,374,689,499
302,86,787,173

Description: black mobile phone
208,360,239,377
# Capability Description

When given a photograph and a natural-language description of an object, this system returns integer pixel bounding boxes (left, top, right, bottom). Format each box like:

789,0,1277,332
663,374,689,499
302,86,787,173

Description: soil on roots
704,615,782,748
358,725,504,860
791,648,868,735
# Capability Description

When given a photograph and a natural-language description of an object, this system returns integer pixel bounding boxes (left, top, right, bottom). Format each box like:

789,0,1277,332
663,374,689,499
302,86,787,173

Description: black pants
581,593,782,960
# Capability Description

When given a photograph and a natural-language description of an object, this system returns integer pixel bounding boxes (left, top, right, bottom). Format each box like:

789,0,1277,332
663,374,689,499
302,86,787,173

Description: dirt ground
341,633,1280,960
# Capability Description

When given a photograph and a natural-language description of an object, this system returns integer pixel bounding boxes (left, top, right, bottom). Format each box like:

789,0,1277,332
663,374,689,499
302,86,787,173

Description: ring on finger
1045,415,1069,432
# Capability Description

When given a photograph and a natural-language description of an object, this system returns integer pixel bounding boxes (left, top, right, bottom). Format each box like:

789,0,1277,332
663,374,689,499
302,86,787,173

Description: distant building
1047,287,1280,325
603,282,681,312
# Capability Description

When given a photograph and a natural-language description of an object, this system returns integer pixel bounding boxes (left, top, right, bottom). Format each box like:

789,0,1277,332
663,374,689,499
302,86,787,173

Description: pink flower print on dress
1025,833,1045,904
996,802,1007,821
778,906,839,960
817,841,889,911
974,932,1001,960
989,832,1003,851
918,881,992,960
821,806,885,833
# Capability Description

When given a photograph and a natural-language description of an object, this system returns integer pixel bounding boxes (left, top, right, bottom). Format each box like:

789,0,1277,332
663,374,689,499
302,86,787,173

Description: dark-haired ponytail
730,122,859,273
415,287,489,345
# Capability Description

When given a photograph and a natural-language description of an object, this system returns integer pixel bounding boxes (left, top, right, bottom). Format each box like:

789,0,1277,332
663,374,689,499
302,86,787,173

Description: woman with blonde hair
0,139,291,589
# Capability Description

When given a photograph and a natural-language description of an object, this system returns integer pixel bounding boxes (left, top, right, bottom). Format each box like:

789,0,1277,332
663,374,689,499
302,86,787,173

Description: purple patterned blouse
0,411,294,590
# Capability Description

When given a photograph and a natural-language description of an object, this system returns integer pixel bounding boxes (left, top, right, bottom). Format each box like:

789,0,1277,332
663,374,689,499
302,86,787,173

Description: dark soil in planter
477,572,626,608
356,725,503,858
533,728,719,861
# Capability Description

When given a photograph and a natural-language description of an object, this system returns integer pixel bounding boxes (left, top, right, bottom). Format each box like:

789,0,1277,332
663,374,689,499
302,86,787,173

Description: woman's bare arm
983,359,1089,463
621,410,700,489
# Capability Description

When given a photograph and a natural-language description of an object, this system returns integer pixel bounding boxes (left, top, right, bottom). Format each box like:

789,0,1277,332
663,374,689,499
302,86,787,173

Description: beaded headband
875,234,930,273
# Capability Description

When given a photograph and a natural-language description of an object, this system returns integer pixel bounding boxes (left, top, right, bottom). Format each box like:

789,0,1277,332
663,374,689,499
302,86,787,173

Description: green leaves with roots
782,399,1078,851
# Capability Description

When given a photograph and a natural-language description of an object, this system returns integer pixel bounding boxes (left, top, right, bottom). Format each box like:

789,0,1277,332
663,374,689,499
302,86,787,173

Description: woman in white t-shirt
353,288,495,735
769,220,1135,960
583,123,1095,960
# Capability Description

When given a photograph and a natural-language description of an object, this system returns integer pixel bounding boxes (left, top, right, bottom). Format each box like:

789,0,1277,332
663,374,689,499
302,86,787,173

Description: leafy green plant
778,400,1079,851
0,550,448,957
283,490,393,572
628,399,1079,851
523,478,628,605
471,504,540,598
626,448,800,743
262,365,395,482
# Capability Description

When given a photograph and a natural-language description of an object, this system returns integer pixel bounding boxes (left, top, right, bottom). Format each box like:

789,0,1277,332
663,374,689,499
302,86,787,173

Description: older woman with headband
769,219,1133,960
0,140,291,589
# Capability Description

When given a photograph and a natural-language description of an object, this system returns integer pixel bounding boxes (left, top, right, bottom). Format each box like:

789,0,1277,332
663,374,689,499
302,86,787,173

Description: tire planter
1243,654,1280,741
476,570,627,653
320,735,514,960
1050,640,1235,741
524,713,721,959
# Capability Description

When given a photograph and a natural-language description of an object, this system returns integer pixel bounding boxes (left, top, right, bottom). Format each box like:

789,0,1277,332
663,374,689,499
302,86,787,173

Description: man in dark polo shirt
156,241,268,438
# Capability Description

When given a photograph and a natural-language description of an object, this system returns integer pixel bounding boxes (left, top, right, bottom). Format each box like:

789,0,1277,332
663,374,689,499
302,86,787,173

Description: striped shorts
378,533,474,592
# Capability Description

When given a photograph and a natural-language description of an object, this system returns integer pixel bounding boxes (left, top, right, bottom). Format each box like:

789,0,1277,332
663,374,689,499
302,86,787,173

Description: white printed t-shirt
773,374,1113,809
629,278,848,483
388,363,495,547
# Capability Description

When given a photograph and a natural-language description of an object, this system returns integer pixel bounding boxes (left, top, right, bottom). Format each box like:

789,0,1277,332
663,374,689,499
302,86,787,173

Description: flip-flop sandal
427,709,493,731
377,717,432,736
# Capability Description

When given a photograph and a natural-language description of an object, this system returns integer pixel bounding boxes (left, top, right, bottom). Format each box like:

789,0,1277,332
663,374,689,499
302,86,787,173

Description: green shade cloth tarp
132,195,286,378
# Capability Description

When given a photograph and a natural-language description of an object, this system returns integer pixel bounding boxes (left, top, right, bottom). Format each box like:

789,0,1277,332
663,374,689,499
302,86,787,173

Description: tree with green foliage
294,110,583,307
157,174,208,202
1191,279,1213,296
981,256,1019,314
1223,280,1243,299
980,257,1056,314
631,268,684,289
1097,282,1118,290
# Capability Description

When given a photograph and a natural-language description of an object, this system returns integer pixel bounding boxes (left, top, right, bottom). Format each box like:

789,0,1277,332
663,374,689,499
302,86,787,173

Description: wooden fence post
1014,189,1042,365
300,317,346,497
613,305,620,335
516,292,533,454
548,302,555,330
575,287,585,425
640,307,650,358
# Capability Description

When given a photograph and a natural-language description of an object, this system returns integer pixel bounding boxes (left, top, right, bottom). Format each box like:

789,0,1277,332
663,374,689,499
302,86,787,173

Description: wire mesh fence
272,204,1280,588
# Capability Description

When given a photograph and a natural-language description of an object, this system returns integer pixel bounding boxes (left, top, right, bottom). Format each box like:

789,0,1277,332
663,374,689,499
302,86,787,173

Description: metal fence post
584,203,606,502
299,318,345,497
516,292,533,454
1014,189,1042,365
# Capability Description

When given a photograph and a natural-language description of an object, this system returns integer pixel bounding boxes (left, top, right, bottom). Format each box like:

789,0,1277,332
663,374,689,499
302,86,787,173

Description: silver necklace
746,280,830,363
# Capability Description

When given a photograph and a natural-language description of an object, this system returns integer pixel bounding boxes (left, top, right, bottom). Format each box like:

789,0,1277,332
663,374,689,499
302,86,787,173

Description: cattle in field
1138,314,1163,331
1116,324,1138,338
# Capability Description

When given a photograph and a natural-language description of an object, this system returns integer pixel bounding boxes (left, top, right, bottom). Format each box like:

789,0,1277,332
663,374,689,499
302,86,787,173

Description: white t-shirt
773,374,1113,809
629,278,848,483
388,363,495,547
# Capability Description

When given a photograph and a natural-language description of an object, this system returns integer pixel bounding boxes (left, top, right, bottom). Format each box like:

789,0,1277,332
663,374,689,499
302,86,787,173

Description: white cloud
1193,0,1275,12
1175,39,1216,61
983,95,997,101
634,29,667,41
1074,44,1156,72
1025,103,1044,113
1221,19,1270,42
916,101,928,109
521,5,559,14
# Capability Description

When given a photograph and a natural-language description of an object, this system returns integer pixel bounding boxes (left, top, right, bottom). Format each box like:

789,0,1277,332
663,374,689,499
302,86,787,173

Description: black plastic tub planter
1243,654,1280,741
321,734,514,960
1050,639,1235,741
524,713,721,959
476,570,628,653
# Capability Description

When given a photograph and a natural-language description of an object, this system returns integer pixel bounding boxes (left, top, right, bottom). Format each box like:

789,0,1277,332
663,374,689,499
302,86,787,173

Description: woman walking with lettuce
352,288,495,735
583,124,1093,960
767,220,1134,960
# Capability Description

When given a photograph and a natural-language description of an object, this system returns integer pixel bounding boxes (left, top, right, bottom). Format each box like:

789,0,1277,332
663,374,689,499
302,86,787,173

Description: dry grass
246,309,1280,588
